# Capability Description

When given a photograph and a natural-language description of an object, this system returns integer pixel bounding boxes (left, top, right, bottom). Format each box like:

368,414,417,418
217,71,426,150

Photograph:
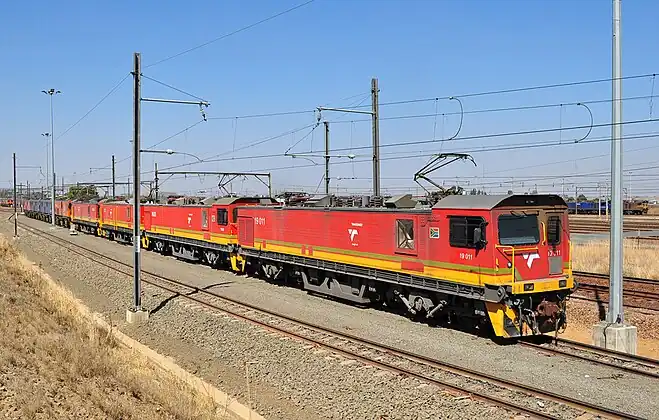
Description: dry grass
0,237,226,420
572,238,659,279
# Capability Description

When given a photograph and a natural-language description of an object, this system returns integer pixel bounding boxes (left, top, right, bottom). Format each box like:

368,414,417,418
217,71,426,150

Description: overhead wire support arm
156,171,272,198
141,97,210,106
316,106,375,116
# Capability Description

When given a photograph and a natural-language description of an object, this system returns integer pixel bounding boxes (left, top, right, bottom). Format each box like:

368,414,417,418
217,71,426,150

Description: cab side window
217,208,228,226
547,215,561,245
449,216,484,248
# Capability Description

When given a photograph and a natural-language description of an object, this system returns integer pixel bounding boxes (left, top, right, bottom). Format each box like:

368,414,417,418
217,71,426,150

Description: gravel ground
4,216,659,419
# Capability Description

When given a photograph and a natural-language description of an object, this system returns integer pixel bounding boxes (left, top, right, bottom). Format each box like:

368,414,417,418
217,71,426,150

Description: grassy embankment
0,237,224,419
572,239,659,279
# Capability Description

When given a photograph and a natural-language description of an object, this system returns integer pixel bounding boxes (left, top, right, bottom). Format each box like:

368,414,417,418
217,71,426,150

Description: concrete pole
593,0,636,355
609,0,624,324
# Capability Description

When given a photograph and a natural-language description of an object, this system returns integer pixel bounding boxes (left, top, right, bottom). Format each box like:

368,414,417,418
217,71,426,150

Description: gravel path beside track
4,216,659,419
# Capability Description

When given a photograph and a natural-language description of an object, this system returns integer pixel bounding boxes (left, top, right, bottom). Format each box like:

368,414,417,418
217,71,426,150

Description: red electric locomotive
235,194,574,338
99,201,134,242
71,200,100,234
142,196,279,267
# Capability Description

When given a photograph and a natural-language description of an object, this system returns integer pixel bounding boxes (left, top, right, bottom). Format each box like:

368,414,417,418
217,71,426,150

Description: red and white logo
523,252,540,269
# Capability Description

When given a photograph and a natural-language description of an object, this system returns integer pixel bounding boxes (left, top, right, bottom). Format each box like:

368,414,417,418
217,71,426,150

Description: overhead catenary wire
295,117,659,156
57,73,131,140
72,88,659,179
85,129,659,186
144,0,316,68
57,72,659,188
345,73,658,109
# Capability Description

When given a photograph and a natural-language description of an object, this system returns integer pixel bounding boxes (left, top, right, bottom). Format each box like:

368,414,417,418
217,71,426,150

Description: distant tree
507,190,513,195
577,193,588,201
470,188,478,195
67,185,99,201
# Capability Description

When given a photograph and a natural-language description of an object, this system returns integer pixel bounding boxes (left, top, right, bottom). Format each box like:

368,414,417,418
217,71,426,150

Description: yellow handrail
540,221,547,245
495,244,516,283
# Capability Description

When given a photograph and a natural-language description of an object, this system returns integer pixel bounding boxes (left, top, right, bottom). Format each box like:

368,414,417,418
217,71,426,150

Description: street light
139,148,203,162
42,89,61,226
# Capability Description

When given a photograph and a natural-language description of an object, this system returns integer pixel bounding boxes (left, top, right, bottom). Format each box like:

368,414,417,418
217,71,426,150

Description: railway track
11,220,648,420
520,337,659,379
573,271,659,312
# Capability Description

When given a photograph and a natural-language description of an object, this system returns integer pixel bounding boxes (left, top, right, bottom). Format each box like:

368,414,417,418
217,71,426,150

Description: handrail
540,221,547,245
495,244,516,283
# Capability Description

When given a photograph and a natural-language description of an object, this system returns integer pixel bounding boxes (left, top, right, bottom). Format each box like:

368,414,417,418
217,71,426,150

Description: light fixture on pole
42,88,61,226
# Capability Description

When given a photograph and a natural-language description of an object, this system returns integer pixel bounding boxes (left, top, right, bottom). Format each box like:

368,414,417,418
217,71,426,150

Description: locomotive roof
432,194,567,210
213,196,278,205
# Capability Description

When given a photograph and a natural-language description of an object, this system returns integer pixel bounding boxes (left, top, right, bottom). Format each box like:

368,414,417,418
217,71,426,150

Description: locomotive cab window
547,215,561,245
449,216,485,248
201,209,208,229
396,219,415,250
217,208,228,226
498,213,539,246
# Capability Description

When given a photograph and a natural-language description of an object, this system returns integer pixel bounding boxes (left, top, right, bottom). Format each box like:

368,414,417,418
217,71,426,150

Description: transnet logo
523,252,540,269
348,222,362,246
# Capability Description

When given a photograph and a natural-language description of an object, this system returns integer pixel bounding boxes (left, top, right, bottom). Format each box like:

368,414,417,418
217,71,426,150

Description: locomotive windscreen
497,213,540,246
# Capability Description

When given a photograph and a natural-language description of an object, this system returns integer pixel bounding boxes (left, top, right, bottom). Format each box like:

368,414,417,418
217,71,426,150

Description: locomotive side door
238,216,254,247
143,207,152,230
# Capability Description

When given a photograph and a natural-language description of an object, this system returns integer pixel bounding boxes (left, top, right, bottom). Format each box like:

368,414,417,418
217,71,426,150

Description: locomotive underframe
241,247,571,338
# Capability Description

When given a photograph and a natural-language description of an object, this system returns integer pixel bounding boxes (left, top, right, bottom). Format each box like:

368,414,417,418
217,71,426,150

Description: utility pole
574,185,578,215
128,51,147,323
371,78,380,197
316,78,380,197
126,51,209,324
111,155,116,199
154,162,159,203
13,153,17,237
324,121,330,195
594,0,636,354
609,0,624,324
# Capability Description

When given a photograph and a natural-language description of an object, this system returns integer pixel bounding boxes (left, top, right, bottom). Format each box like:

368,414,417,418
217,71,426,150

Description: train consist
20,193,575,339
567,200,649,215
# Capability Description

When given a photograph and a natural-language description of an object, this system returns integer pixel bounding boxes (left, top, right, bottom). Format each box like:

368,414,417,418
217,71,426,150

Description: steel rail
519,340,659,379
574,270,659,287
14,220,644,420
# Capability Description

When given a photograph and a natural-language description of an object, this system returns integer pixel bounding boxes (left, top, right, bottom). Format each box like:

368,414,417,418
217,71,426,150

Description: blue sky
2,0,659,199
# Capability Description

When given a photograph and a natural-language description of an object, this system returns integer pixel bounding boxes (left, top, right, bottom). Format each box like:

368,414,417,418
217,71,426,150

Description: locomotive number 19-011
254,217,266,226
459,252,474,260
